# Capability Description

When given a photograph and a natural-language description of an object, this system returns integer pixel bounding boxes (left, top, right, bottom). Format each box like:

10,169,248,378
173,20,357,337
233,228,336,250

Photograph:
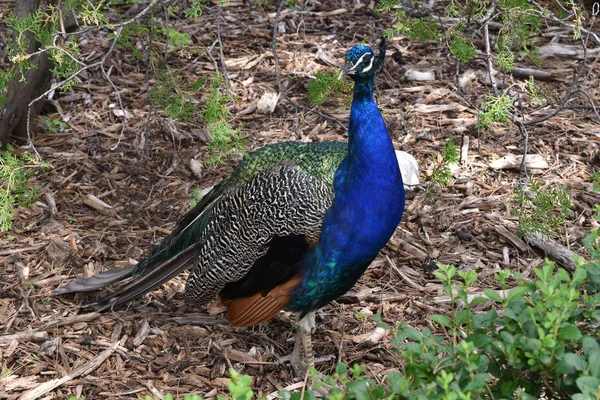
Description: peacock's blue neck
288,75,406,314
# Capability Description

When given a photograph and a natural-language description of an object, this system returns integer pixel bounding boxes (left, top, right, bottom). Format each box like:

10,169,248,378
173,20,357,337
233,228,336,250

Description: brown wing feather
225,275,302,327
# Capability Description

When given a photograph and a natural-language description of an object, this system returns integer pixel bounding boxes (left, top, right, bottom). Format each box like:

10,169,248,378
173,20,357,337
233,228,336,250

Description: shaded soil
1,1,600,399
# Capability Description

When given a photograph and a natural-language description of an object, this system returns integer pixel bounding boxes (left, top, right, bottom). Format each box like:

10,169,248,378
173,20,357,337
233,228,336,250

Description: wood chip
489,154,549,170
83,194,113,212
133,319,151,347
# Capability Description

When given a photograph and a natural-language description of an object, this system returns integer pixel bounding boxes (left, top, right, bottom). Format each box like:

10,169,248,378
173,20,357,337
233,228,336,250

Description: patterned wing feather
184,164,334,308
134,142,346,278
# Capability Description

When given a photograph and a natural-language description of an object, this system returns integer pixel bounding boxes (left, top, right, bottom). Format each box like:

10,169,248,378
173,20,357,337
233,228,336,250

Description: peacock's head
338,45,376,81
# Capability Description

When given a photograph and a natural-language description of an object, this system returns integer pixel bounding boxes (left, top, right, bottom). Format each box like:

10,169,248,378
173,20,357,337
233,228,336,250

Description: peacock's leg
284,311,317,375
298,311,316,370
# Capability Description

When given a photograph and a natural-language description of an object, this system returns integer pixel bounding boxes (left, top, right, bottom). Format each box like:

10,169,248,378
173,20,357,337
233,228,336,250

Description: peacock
54,44,407,371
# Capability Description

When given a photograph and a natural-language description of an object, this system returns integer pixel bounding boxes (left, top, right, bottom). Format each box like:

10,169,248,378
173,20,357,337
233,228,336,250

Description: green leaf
484,289,503,303
464,372,491,392
401,327,423,341
558,325,582,341
503,307,519,321
555,268,570,283
575,376,600,397
347,380,370,400
456,309,471,325
0,96,7,107
469,296,489,306
583,337,600,354
466,332,493,347
431,314,451,327
589,349,600,377
507,286,529,304
564,352,587,371
572,267,587,285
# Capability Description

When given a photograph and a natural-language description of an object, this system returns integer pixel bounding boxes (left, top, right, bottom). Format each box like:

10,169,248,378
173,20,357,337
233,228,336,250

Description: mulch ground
1,1,600,399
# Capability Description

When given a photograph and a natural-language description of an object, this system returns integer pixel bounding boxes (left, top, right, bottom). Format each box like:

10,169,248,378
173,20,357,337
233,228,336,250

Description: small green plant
204,74,246,167
497,47,515,72
0,144,50,232
306,70,351,106
150,69,197,122
1,368,12,378
379,6,441,42
41,116,68,133
158,28,190,50
448,32,477,64
514,178,573,240
354,310,368,323
428,136,459,188
185,0,207,18
477,94,513,129
591,171,600,193
189,187,203,208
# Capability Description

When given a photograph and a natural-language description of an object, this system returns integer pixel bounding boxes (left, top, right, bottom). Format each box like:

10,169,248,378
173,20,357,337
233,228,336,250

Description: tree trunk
0,0,53,145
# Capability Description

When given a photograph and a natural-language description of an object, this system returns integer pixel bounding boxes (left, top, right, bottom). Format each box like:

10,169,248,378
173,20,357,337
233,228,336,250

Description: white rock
189,158,203,179
404,69,435,81
256,92,280,114
396,150,420,190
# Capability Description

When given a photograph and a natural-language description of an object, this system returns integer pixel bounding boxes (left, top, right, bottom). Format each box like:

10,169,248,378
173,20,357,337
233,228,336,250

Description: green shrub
515,178,573,240
204,75,245,167
428,136,459,188
307,70,351,106
0,144,50,232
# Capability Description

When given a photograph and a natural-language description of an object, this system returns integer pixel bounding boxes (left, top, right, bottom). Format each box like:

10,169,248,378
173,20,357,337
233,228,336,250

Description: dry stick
103,64,127,151
20,339,121,400
483,23,500,97
271,0,346,132
25,0,165,159
0,330,49,344
521,88,600,126
141,36,153,156
216,6,229,97
0,244,46,256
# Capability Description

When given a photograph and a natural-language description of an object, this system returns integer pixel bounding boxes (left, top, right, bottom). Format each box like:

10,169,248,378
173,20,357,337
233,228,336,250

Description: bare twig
483,23,500,97
216,6,229,97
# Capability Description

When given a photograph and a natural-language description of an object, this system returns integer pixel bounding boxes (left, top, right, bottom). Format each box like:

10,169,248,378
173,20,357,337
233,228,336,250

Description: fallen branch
0,331,49,344
524,233,583,272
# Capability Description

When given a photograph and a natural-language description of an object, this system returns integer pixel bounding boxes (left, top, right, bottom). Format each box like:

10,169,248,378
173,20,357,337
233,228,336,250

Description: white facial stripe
354,52,369,67
361,55,375,73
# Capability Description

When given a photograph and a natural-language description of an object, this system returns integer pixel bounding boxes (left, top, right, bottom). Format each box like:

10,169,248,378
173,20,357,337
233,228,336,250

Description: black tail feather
95,242,203,311
53,242,203,311
52,267,135,295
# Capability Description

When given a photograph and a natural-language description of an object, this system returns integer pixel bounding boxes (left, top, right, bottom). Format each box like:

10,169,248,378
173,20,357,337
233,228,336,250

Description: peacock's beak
338,61,356,79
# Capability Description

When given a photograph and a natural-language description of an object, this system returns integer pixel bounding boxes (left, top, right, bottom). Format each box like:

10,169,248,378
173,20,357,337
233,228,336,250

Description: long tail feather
95,242,203,311
52,267,135,295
